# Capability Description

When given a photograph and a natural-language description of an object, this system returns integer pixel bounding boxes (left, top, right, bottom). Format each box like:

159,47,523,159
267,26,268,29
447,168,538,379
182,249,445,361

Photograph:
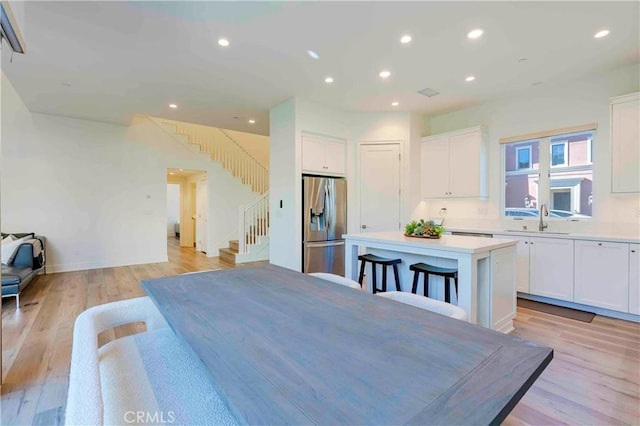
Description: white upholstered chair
65,297,236,426
308,272,361,289
376,291,468,321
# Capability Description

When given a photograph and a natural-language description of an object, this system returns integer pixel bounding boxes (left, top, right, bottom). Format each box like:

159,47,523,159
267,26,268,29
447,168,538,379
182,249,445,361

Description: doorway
167,183,180,239
166,168,207,259
358,143,402,233
195,177,208,254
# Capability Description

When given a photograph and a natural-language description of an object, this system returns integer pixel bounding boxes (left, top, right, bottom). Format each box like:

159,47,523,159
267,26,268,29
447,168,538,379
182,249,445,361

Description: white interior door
359,143,401,233
195,178,208,253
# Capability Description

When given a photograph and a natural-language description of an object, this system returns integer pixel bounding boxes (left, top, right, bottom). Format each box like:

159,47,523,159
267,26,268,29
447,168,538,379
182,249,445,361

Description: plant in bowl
404,219,445,238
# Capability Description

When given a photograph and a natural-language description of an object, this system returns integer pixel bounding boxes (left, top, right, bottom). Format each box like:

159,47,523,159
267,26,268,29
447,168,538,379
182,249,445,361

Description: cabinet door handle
598,243,603,246
632,250,637,253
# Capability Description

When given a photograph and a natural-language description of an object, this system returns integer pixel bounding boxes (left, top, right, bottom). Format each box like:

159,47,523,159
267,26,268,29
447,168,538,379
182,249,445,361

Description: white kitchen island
344,232,518,333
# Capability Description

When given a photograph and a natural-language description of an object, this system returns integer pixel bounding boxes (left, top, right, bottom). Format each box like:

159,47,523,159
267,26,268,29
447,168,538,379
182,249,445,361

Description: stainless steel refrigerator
302,176,347,275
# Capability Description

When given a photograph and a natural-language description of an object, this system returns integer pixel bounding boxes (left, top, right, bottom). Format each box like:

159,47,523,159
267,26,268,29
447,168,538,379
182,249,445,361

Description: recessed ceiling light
218,38,230,47
169,172,175,175
400,35,412,44
391,101,399,107
467,29,484,39
594,29,610,39
307,50,320,59
325,76,334,84
465,75,475,82
179,169,184,171
169,103,178,109
248,119,256,124
379,70,391,79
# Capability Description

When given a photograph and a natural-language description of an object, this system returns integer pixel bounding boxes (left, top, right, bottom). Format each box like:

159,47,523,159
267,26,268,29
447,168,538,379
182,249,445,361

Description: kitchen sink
504,230,571,235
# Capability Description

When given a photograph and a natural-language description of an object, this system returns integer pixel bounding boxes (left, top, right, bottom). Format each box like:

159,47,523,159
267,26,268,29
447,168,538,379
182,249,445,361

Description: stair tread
219,247,238,254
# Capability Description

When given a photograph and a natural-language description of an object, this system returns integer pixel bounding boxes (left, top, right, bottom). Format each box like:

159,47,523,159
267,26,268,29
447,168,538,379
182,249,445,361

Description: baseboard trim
47,256,169,274
518,293,640,323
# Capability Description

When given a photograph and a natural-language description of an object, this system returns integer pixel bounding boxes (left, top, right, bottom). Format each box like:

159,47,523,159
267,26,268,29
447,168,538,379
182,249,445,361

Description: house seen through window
503,130,594,219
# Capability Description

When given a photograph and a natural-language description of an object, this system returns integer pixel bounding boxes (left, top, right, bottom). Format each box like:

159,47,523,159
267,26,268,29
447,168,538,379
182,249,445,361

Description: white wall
269,99,297,270
1,72,257,272
166,183,180,236
416,63,640,237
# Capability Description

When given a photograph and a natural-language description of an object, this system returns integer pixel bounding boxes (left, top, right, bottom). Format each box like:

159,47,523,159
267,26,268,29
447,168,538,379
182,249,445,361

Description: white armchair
65,297,236,426
376,291,468,321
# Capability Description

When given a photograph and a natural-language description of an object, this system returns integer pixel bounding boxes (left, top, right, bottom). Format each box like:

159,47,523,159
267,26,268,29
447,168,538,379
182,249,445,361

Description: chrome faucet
539,203,548,231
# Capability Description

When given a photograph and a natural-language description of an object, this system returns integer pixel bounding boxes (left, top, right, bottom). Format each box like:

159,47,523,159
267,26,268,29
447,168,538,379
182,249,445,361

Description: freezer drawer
303,241,345,276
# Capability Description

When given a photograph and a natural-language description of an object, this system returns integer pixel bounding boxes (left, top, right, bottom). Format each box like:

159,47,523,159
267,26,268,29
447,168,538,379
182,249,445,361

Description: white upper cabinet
574,240,629,312
611,92,640,193
302,134,346,176
529,237,574,302
421,136,449,198
421,126,487,199
629,244,640,315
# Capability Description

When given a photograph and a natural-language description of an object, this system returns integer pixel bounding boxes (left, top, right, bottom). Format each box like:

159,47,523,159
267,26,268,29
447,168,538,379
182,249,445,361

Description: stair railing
238,192,269,254
150,117,269,194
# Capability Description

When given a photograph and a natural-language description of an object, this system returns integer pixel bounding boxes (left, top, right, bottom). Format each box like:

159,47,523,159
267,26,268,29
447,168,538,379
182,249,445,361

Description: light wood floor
1,237,639,425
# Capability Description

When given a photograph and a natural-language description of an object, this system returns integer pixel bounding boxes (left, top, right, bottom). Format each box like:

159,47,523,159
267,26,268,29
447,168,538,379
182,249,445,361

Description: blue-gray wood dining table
142,264,552,425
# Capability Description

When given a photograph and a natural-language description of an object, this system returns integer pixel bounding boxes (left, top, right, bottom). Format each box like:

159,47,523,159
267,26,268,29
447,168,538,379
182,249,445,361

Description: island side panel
345,239,359,282
490,246,517,333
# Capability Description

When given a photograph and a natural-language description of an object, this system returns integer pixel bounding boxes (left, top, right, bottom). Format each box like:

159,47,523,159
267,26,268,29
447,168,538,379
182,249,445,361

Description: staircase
148,116,270,262
220,191,270,264
150,116,269,194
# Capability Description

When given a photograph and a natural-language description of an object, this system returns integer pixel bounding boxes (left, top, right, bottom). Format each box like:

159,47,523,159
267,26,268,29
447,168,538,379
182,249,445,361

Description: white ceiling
2,1,638,136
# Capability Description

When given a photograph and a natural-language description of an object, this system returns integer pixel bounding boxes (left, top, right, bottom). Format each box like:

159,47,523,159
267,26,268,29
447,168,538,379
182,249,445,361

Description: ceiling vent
418,88,440,98
0,2,26,54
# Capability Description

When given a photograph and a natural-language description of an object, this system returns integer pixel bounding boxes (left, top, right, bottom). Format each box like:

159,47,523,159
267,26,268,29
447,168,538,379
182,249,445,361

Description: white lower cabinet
529,237,574,302
491,232,638,315
629,244,640,315
574,241,629,312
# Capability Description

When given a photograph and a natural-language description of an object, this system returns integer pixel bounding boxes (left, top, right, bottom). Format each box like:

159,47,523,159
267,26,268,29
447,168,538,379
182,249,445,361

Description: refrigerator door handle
325,184,331,230
305,241,344,248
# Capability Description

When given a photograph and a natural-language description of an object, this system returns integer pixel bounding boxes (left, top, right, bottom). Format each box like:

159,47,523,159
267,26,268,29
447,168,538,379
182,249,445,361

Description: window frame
550,141,568,167
515,146,532,171
501,129,596,222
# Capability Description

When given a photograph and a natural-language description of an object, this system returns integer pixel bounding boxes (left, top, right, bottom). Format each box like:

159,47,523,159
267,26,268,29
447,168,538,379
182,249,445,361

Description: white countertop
448,227,640,244
343,231,517,254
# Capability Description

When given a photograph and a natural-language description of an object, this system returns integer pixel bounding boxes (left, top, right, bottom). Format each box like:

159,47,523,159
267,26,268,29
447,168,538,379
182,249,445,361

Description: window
516,146,531,170
503,129,595,219
551,142,568,167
